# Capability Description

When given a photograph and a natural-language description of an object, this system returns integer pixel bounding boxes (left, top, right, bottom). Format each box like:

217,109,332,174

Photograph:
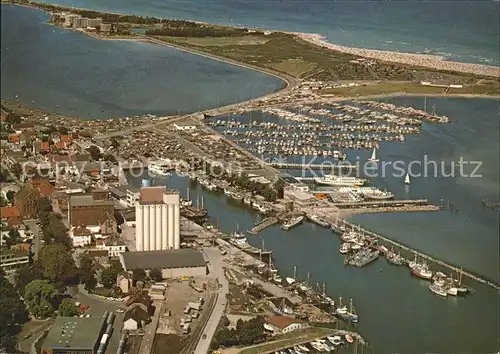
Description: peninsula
3,0,499,98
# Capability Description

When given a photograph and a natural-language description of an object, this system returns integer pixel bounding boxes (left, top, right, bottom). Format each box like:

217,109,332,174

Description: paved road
138,299,162,354
193,247,229,354
22,219,41,261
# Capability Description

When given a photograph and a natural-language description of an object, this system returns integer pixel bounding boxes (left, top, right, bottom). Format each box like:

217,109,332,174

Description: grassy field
156,35,270,47
319,81,500,96
148,32,493,87
238,327,335,354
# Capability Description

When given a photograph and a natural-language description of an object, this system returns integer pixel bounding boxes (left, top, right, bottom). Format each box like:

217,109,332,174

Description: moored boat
282,216,304,230
307,214,330,228
411,263,433,280
345,334,354,344
429,283,448,297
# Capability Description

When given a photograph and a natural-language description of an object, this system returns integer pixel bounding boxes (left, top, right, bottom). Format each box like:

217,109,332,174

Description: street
194,247,229,354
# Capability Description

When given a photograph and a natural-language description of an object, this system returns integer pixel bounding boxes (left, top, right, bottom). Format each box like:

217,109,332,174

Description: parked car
116,309,125,313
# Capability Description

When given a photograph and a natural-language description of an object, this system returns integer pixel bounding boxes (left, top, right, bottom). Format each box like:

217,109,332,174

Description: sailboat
404,172,411,185
368,148,379,162
286,265,297,285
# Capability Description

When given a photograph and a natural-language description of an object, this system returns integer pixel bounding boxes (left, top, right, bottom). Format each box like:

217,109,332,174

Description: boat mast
293,265,297,280
424,97,427,112
201,195,204,210
307,272,310,286
187,187,190,201
322,282,326,297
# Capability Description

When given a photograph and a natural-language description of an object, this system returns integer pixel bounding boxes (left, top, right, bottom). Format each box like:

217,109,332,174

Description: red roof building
0,206,21,220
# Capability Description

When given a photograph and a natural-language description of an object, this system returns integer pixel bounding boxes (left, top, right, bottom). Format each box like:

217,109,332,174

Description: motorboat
345,334,354,344
281,216,304,231
296,344,310,352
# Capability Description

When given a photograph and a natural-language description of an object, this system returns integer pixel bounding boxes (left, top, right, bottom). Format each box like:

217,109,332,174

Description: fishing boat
339,243,350,254
231,192,244,201
286,266,297,285
281,216,304,230
429,283,448,297
335,296,348,315
350,243,362,251
408,254,418,269
307,214,330,228
296,344,310,352
368,147,379,162
343,298,359,323
345,334,354,344
148,160,172,176
327,336,342,346
309,341,324,352
411,263,433,280
224,189,231,196
243,196,252,205
386,248,404,265
404,172,411,184
273,273,282,284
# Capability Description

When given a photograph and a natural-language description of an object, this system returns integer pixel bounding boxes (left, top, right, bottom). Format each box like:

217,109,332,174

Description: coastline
3,1,499,79
295,33,500,78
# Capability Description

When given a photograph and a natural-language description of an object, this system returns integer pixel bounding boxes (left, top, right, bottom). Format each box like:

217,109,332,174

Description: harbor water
39,0,499,65
127,97,498,353
0,4,284,119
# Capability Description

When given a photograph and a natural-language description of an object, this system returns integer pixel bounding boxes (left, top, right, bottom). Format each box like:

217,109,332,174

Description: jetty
268,162,356,171
334,218,500,291
248,217,279,235
331,199,429,208
481,200,500,209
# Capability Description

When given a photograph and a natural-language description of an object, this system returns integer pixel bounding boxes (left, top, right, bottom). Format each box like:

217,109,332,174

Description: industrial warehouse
118,248,207,278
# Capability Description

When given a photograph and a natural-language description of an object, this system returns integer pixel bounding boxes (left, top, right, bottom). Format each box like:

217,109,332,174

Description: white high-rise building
135,186,180,251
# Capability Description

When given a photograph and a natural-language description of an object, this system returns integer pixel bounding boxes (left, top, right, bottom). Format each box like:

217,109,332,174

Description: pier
331,199,429,208
248,217,279,234
334,218,500,291
268,162,356,171
481,200,500,209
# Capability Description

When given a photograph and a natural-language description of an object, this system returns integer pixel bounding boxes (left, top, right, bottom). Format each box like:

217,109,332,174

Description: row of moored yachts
272,334,356,354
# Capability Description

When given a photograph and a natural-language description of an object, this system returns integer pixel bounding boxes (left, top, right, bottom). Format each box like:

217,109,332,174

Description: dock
331,199,429,208
267,162,356,171
481,200,500,209
335,218,500,291
248,217,278,234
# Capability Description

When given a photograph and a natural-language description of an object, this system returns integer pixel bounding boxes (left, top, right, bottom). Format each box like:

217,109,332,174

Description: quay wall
338,219,500,291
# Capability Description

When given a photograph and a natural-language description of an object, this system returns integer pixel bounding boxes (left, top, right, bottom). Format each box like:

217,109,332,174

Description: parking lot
157,279,208,336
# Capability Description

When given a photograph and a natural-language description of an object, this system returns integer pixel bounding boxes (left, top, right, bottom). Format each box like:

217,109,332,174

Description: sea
0,5,284,119
36,0,500,66
2,1,499,353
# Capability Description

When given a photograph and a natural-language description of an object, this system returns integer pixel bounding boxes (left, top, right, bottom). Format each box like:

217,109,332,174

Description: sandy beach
296,33,500,78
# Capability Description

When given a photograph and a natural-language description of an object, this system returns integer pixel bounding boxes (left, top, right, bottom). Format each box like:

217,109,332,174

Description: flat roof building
119,249,207,278
40,316,107,354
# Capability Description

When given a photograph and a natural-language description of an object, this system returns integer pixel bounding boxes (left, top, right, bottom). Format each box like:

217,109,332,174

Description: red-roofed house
0,206,21,221
60,135,73,144
7,216,23,228
8,135,20,144
54,141,67,150
265,315,309,335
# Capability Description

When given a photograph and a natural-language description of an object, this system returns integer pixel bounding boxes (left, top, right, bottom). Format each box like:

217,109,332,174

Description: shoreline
3,1,499,79
295,33,500,78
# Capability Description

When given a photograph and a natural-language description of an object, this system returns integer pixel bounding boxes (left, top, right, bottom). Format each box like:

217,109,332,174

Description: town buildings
0,251,29,273
135,186,180,251
265,315,309,335
68,189,116,234
40,316,108,354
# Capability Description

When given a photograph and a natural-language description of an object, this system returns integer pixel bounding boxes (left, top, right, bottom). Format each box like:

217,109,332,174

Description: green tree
132,268,146,285
87,145,101,160
11,162,22,178
14,261,44,295
78,253,97,292
41,214,71,248
58,298,79,317
0,271,27,353
149,268,163,282
39,245,79,285
101,262,122,289
2,228,22,246
37,197,53,220
24,280,57,319
6,190,16,203
274,178,285,199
